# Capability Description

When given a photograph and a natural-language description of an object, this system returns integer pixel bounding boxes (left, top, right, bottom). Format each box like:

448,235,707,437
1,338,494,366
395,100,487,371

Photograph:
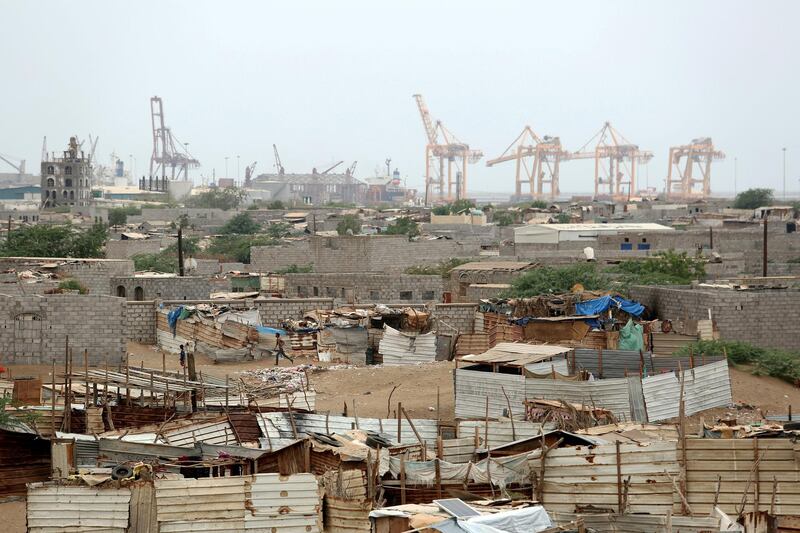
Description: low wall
284,272,445,304
254,298,334,327
124,300,157,343
630,285,800,350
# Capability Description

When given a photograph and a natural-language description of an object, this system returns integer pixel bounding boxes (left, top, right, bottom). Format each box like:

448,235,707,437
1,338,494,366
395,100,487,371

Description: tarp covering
387,452,531,489
431,506,553,533
575,295,644,317
618,319,644,352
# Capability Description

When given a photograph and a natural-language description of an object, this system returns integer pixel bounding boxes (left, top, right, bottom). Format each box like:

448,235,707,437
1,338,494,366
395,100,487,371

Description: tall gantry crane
567,122,653,199
486,126,566,201
665,138,724,200
149,96,199,181
413,94,483,204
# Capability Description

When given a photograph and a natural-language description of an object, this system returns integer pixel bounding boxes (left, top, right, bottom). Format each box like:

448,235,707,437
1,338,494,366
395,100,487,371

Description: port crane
486,126,566,201
413,94,482,204
665,138,724,200
565,122,652,200
149,96,199,182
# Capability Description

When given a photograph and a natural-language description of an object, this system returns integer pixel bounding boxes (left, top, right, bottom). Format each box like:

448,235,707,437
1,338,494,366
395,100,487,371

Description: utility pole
782,147,787,201
762,217,768,278
177,226,185,276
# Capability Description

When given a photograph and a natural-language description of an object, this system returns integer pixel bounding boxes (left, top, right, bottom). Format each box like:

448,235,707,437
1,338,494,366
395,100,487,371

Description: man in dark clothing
275,333,293,365
179,345,186,368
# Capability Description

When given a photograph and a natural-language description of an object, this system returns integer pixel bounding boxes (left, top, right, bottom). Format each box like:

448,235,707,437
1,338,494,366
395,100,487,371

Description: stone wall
0,293,126,364
283,273,445,304
433,303,478,334
105,239,162,259
629,285,800,350
254,298,334,327
110,276,212,301
251,235,482,273
124,300,157,343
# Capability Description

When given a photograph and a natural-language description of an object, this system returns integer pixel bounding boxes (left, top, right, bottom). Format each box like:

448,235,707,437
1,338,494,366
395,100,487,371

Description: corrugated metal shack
0,426,51,497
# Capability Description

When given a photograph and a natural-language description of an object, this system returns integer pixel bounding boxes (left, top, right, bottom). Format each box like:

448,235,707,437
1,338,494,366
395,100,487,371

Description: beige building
41,137,93,208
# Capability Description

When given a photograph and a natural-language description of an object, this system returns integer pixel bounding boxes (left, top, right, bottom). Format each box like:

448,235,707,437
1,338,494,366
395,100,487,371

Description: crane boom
272,144,284,175
0,153,25,174
320,160,344,175
413,94,438,145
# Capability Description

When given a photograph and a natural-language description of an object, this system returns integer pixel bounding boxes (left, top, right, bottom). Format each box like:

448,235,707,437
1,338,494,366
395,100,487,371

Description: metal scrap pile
237,363,348,399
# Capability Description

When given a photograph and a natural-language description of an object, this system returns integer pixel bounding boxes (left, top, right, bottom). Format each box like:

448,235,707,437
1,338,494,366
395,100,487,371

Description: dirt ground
3,345,800,532
6,343,799,420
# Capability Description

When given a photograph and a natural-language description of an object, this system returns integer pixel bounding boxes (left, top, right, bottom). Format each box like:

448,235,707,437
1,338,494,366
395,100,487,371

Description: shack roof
450,261,535,272
460,342,571,367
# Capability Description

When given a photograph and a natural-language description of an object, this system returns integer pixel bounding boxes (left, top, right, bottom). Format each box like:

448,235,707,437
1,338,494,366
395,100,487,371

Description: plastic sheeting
618,319,644,351
575,295,644,317
431,506,553,533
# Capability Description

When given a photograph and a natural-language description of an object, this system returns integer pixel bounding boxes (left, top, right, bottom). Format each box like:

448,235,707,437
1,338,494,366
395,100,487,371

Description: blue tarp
256,325,288,336
167,306,184,337
575,295,644,317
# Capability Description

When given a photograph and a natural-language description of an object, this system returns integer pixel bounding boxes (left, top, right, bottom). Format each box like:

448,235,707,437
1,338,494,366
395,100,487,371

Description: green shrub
733,188,773,209
336,215,362,235
58,279,88,294
384,217,420,237
277,264,313,274
679,339,800,384
405,258,475,278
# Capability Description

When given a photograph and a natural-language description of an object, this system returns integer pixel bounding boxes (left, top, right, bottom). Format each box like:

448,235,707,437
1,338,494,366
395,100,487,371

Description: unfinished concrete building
41,137,93,208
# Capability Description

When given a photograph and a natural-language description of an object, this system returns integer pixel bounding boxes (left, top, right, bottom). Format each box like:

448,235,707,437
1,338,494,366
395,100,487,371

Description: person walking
275,333,293,365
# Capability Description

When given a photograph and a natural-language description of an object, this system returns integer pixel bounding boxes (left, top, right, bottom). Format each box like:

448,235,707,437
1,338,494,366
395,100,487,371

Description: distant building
41,137,93,208
364,170,416,204
514,222,674,245
251,170,367,206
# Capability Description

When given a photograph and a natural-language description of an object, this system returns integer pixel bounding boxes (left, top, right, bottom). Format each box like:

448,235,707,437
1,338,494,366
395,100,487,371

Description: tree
555,212,571,223
206,234,276,263
176,214,190,229
384,217,420,237
1,223,107,258
265,222,292,239
530,200,549,209
132,252,177,273
431,205,450,215
336,215,362,235
185,187,246,210
734,188,774,209
449,199,476,213
266,200,285,210
493,210,516,226
505,263,610,297
108,208,128,228
220,213,261,235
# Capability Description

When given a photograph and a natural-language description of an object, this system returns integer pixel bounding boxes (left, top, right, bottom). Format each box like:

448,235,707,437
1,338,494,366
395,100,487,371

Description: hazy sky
1,0,798,196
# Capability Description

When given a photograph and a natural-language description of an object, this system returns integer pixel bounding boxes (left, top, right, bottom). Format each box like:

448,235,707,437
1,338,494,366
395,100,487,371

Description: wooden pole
50,359,56,437
225,375,229,409
501,386,516,441
353,399,359,429
397,402,402,443
435,457,442,499
62,336,70,432
83,349,89,409
400,454,406,505
162,351,166,374
484,396,489,447
124,352,130,404
615,440,623,513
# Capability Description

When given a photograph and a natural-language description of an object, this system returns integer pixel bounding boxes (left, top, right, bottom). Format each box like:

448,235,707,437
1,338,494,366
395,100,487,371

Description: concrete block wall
251,235,482,273
254,298,334,327
105,239,162,259
124,300,157,343
0,293,126,365
283,273,445,304
433,303,479,334
0,258,135,295
629,285,800,350
110,276,212,301
250,241,312,272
